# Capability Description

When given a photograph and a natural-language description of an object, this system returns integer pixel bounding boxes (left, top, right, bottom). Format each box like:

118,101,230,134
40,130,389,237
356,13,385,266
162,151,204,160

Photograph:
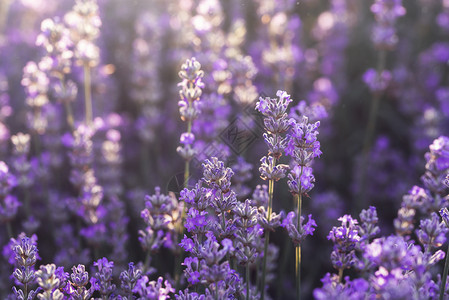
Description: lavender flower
327,215,360,271
120,262,143,296
282,212,317,246
97,129,123,198
314,273,369,299
66,264,97,299
370,0,406,50
423,136,449,194
416,212,448,251
11,133,34,189
287,165,315,195
202,157,234,193
36,18,73,77
133,276,174,299
35,264,64,300
357,206,381,242
65,0,101,67
363,68,392,93
234,199,260,266
21,61,49,134
364,235,416,271
139,187,180,252
177,57,204,163
285,115,322,164
251,185,269,208
0,161,19,225
92,257,116,298
255,90,293,158
11,236,40,299
259,155,289,181
64,124,103,225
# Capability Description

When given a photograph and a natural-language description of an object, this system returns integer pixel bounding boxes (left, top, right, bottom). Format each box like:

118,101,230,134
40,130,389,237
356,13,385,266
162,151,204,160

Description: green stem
175,118,193,289
143,250,151,274
261,163,275,300
24,282,28,300
276,234,292,299
440,243,449,300
338,268,344,283
215,282,219,300
83,64,93,126
261,234,270,299
296,193,302,300
0,0,11,34
58,74,75,131
359,49,387,211
32,126,41,156
296,245,301,300
184,119,192,189
64,100,75,131
246,263,250,300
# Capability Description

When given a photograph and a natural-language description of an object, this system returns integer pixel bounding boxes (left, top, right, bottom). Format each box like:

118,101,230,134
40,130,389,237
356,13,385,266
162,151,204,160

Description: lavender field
1,0,449,299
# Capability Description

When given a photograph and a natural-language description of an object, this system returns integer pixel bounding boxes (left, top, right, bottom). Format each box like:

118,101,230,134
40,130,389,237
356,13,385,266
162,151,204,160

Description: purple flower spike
93,257,116,297
255,90,293,152
120,262,142,296
282,212,317,246
35,264,65,299
416,212,448,251
328,215,360,270
133,276,175,299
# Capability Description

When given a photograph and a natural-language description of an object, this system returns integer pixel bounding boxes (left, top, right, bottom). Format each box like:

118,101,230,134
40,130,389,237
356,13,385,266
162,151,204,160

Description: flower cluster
327,215,361,271
2,0,449,299
0,161,19,225
139,187,181,252
256,90,293,159
65,0,101,67
177,57,205,162
370,0,406,49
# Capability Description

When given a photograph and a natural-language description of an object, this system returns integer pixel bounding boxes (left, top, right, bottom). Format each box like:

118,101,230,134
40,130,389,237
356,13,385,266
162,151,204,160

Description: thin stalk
261,160,276,300
338,268,344,283
276,234,292,299
57,75,75,130
64,99,75,131
295,192,302,300
143,250,151,274
246,263,250,300
439,243,449,300
32,120,41,156
295,246,301,300
24,282,28,300
0,0,11,34
215,282,219,300
175,118,193,290
261,233,270,299
83,64,93,126
184,120,192,189
359,49,387,210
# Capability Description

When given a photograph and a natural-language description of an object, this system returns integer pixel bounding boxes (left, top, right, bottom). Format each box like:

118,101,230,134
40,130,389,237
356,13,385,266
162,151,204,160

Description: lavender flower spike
439,208,449,300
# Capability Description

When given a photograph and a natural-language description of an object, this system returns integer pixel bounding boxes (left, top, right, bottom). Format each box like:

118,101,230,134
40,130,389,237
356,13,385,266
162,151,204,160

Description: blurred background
0,0,448,298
